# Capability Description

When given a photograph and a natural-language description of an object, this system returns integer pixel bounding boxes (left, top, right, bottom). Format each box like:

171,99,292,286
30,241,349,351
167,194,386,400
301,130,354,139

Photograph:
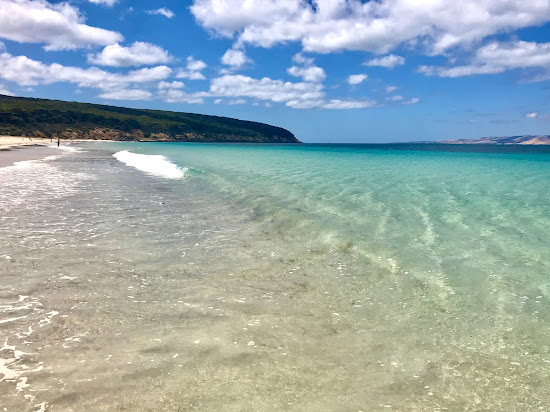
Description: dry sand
0,135,52,149
0,135,115,149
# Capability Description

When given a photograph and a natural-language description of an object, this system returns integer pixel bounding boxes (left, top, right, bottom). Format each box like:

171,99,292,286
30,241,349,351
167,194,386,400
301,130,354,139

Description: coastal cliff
0,95,299,143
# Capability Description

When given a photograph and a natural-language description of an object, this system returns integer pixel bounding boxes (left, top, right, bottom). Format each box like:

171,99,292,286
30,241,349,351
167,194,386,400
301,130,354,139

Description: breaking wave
113,150,186,179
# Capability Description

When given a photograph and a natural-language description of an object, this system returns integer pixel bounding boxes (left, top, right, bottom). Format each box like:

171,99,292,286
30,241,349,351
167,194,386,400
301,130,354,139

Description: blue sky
1,0,550,142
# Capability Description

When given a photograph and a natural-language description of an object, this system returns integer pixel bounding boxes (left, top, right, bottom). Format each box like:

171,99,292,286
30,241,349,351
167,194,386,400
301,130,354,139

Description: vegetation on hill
0,94,299,143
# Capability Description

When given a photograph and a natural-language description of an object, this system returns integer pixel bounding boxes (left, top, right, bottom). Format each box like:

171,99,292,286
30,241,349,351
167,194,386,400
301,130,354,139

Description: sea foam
113,151,186,179
48,145,81,152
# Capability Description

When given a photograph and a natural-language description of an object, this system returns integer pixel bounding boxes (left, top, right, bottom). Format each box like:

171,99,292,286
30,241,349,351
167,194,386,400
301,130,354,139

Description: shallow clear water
1,143,549,411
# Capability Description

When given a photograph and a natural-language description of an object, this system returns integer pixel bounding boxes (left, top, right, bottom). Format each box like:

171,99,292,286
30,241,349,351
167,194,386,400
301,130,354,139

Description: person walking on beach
57,137,60,147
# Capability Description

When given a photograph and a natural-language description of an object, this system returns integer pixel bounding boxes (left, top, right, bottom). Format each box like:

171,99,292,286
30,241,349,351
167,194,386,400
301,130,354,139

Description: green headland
0,94,299,143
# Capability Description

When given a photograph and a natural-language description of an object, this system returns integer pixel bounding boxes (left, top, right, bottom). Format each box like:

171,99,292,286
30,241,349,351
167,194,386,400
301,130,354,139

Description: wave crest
113,151,186,179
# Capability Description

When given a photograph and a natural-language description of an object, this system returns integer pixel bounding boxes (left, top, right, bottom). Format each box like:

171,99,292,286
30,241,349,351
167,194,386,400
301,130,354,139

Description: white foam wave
48,145,80,152
113,150,186,179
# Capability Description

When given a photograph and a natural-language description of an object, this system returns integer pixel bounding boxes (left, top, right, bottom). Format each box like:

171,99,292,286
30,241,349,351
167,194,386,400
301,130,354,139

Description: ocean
1,142,549,411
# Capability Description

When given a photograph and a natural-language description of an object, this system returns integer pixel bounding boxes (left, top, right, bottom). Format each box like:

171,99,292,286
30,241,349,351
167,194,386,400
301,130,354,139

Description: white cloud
402,97,419,105
88,0,117,7
389,95,404,102
176,57,207,80
158,81,184,90
287,65,326,83
418,41,550,80
177,71,206,80
228,99,246,105
287,54,325,82
287,99,375,110
146,8,175,19
191,0,550,55
157,89,205,104
88,42,172,67
385,85,398,93
292,53,314,65
347,74,367,85
221,48,251,69
524,112,550,119
0,83,14,96
210,74,323,103
187,57,207,72
364,55,405,69
98,89,152,100
154,79,206,103
387,95,419,105
0,0,123,50
0,51,171,90
209,74,374,109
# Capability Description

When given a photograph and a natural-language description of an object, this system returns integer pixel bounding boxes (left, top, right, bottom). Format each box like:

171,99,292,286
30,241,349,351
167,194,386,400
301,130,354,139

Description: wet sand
0,146,64,168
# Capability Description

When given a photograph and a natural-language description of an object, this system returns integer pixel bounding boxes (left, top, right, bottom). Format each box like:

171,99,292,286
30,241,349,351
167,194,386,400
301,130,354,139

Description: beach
1,142,549,411
0,136,116,167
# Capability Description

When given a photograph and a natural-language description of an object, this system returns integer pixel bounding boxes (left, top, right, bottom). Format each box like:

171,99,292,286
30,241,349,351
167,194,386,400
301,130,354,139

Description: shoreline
0,145,65,168
0,136,118,168
0,135,117,149
0,136,110,168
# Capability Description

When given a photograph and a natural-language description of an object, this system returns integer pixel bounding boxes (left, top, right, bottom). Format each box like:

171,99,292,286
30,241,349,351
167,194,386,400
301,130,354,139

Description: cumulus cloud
98,89,152,100
210,74,323,102
287,53,325,82
387,95,419,105
287,66,325,82
146,8,175,19
208,74,374,109
158,81,184,90
0,50,199,103
191,0,550,55
385,85,398,93
88,0,117,6
154,79,206,103
0,83,14,96
158,89,205,104
364,55,405,69
221,48,251,69
0,51,171,90
418,41,550,80
0,0,123,50
88,42,172,67
347,74,367,85
176,57,207,80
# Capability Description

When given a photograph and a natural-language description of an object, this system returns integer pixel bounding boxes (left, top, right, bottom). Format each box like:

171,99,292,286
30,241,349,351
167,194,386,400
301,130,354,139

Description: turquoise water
1,142,550,411
108,142,550,298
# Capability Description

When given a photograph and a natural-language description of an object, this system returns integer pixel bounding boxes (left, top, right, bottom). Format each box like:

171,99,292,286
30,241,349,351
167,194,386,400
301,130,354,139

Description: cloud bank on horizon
0,0,549,140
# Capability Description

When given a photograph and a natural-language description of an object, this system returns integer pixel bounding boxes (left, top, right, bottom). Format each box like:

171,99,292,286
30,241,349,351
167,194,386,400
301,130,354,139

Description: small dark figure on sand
57,137,60,147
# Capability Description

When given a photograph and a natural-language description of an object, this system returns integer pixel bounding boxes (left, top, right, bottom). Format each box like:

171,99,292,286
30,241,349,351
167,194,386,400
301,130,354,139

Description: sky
1,0,550,143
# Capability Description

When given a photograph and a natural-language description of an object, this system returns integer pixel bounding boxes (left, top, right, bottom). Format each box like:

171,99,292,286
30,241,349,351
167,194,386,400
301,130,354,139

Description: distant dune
438,135,550,145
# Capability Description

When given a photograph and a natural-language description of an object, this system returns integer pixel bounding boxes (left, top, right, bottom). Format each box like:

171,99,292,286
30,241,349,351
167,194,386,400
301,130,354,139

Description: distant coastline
436,135,550,145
